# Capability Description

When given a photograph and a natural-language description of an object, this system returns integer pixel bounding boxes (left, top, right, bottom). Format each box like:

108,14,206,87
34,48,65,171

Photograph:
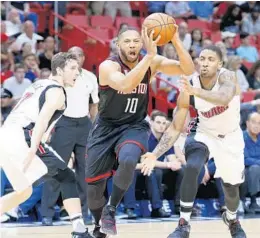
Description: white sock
180,211,192,222
180,201,193,222
226,209,237,221
70,213,85,233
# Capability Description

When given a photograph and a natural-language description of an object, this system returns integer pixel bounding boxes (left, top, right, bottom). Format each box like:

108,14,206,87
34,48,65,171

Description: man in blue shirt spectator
242,112,260,213
188,1,214,21
236,32,259,63
147,110,182,217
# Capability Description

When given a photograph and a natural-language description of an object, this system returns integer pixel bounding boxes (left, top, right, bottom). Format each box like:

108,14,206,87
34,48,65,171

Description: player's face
62,59,80,87
198,50,222,78
118,30,142,63
247,114,260,135
152,116,167,133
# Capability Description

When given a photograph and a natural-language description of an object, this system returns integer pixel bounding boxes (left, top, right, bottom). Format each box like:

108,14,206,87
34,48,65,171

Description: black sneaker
93,225,107,238
222,212,247,238
71,229,94,238
151,208,171,218
167,218,191,238
101,205,117,235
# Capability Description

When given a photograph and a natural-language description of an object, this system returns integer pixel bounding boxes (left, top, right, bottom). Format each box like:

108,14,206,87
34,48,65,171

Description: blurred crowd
1,1,260,223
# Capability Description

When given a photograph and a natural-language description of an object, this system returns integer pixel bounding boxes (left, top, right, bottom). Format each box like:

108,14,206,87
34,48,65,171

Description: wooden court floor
1,219,260,238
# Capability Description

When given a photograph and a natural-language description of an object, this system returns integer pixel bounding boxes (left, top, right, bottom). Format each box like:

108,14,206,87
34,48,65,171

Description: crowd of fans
1,1,260,223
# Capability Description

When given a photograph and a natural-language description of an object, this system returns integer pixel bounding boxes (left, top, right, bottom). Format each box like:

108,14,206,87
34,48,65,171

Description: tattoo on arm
194,71,236,105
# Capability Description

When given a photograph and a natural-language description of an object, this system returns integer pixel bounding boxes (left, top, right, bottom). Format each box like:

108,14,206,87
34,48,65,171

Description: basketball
142,13,177,46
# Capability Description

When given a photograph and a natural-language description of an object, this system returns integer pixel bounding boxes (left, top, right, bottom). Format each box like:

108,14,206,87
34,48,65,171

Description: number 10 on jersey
125,98,138,113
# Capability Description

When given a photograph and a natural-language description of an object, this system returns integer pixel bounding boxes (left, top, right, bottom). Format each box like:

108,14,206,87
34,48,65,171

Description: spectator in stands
178,22,192,51
242,112,260,213
220,4,242,33
1,29,14,72
13,42,32,64
240,94,260,130
110,23,129,56
147,1,167,14
38,68,51,80
10,21,43,54
226,55,249,92
0,88,14,122
4,9,22,37
222,31,236,56
23,53,40,82
39,36,57,70
104,1,132,21
188,1,214,21
202,39,213,48
242,6,260,35
190,28,203,58
147,111,178,217
215,41,228,65
165,1,194,19
247,60,260,89
89,1,105,15
8,1,38,30
3,63,31,100
236,32,259,63
240,1,260,15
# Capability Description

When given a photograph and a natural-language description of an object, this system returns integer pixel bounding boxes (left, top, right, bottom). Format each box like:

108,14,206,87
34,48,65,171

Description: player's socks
70,213,86,233
225,208,237,221
180,201,193,222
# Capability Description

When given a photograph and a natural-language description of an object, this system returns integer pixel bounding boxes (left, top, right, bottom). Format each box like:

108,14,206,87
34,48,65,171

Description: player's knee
118,144,141,170
185,162,201,176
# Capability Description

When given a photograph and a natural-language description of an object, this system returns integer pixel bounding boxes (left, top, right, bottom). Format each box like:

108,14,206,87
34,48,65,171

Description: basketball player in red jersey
86,24,194,237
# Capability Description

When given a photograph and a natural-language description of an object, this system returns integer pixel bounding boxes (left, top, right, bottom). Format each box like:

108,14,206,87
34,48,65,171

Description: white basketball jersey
4,80,65,130
191,68,241,136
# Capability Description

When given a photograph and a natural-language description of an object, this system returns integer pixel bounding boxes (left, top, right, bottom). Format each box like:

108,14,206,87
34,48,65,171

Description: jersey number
125,98,138,113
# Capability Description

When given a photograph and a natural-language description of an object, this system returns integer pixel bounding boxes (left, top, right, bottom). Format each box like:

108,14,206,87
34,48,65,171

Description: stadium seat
90,15,113,28
243,61,253,70
187,19,211,31
211,31,222,43
65,15,89,28
86,28,111,41
242,91,257,102
130,1,148,17
115,17,140,29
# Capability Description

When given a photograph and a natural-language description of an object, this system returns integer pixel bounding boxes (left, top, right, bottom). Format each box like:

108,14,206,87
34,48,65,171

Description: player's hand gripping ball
142,13,177,46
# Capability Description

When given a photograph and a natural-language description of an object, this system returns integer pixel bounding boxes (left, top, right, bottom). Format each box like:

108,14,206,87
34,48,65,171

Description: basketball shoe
101,205,117,235
167,218,190,238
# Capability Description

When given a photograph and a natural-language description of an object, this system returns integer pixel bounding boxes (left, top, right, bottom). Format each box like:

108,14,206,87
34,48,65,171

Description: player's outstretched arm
181,70,237,106
151,25,194,76
29,88,65,154
100,28,161,93
140,92,190,175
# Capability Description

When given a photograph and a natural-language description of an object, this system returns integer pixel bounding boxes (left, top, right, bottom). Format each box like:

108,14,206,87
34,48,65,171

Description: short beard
119,48,139,63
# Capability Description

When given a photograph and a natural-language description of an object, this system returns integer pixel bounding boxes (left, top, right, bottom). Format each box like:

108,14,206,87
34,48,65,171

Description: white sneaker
0,214,10,223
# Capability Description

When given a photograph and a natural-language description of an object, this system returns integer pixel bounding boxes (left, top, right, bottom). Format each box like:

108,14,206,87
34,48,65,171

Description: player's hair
51,52,77,76
150,110,167,121
14,63,25,72
117,27,140,38
201,45,223,61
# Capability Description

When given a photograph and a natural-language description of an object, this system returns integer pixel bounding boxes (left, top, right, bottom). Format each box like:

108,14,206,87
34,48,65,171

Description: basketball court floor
1,216,260,238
